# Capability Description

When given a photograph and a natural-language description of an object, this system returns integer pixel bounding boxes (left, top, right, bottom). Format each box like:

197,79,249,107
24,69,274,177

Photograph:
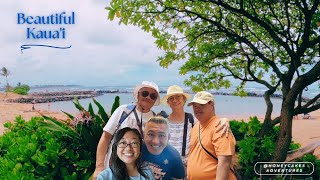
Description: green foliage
229,117,318,179
111,96,120,114
0,116,92,179
0,97,121,179
298,154,320,178
229,120,247,141
106,0,320,162
105,0,319,94
230,117,276,177
42,96,119,165
12,85,30,95
289,142,301,151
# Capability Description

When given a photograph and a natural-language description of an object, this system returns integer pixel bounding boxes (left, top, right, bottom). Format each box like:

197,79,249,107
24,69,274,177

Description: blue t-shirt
142,144,185,180
97,167,155,180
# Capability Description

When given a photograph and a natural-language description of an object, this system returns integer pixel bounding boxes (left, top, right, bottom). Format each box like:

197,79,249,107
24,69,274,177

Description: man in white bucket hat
161,85,230,172
93,81,160,179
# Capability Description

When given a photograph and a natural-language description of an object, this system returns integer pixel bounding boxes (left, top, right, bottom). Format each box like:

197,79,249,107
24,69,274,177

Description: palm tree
0,67,10,96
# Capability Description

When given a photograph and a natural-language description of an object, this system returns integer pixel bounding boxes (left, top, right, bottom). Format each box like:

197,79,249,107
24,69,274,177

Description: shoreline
0,92,319,147
6,90,103,104
4,88,315,104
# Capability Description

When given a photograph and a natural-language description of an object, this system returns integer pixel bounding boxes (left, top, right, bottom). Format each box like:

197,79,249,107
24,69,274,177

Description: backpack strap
113,104,136,135
181,113,189,156
182,113,194,156
133,109,144,138
187,113,194,127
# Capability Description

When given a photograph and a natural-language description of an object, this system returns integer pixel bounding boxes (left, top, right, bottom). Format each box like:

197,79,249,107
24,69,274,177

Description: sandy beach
0,92,68,134
0,92,320,147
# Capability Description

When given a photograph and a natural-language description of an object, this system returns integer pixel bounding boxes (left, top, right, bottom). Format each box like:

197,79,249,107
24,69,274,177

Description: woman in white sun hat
161,85,230,169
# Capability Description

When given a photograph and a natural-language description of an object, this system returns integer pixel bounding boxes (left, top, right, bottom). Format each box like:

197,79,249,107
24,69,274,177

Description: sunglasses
140,90,158,101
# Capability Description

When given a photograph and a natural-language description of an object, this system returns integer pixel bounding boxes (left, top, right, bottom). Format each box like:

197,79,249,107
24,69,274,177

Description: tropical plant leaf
40,116,79,139
111,96,120,115
88,103,95,117
62,111,74,120
93,98,109,123
73,97,85,111
90,116,103,138
77,123,97,152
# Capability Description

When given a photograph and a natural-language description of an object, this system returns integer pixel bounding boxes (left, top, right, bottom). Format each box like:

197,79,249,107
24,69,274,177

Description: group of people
93,81,237,180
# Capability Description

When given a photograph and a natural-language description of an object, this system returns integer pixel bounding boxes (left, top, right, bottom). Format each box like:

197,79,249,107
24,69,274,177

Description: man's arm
216,155,232,180
93,131,112,180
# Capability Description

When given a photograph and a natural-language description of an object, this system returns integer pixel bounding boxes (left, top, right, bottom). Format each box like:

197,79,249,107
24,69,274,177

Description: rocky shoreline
4,89,314,104
6,91,103,104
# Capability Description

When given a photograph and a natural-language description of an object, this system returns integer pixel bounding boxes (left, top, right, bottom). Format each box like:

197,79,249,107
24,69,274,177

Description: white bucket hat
161,85,191,105
133,81,160,106
187,91,214,106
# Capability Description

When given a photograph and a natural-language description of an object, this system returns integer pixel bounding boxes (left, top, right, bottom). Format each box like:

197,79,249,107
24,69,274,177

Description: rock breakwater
6,91,103,104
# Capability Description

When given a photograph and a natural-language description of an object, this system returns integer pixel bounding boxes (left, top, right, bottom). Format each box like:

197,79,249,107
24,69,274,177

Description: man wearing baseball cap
187,91,237,180
93,81,160,179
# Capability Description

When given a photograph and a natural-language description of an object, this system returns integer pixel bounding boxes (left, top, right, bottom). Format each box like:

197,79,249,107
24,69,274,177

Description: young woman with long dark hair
97,127,154,180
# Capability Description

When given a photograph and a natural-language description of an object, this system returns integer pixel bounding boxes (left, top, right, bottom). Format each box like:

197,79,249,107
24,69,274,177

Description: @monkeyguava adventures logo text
17,11,74,53
254,162,314,175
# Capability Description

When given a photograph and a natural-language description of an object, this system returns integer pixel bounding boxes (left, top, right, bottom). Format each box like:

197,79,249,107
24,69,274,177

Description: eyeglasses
140,91,158,101
117,141,140,148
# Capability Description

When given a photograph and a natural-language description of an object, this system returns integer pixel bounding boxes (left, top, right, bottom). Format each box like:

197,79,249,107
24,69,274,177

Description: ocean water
33,86,284,119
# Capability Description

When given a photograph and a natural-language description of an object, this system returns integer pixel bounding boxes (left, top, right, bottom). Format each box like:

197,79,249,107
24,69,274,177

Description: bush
0,116,93,179
230,120,247,141
230,117,318,179
0,96,120,179
296,154,320,179
12,85,30,95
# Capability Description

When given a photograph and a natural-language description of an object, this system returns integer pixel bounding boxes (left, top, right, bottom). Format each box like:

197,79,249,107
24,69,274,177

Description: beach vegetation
106,0,320,161
298,154,320,179
12,84,30,95
0,67,10,95
230,117,319,178
41,96,119,162
0,97,120,179
0,116,92,179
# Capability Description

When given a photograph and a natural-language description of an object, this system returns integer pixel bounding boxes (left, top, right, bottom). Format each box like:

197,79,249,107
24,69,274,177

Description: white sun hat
187,91,214,106
133,81,160,106
161,85,191,105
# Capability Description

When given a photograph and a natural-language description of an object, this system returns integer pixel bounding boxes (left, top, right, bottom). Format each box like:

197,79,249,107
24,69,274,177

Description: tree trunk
5,76,9,97
273,100,294,161
259,119,272,138
285,141,320,162
259,91,274,137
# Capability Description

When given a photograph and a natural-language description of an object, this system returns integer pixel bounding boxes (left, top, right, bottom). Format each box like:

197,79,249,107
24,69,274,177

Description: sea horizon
30,85,289,120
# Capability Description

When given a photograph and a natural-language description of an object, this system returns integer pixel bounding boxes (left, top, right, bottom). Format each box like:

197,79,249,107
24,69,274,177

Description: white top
168,114,197,167
103,104,155,167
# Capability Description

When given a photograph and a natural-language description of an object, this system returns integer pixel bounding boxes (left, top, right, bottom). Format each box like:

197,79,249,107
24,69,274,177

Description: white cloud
0,0,187,87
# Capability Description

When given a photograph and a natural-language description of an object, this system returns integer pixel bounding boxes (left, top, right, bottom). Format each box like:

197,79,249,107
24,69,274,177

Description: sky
0,0,187,87
1,1,318,92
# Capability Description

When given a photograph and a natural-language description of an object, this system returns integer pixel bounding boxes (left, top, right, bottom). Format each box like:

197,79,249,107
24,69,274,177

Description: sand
0,92,68,134
0,92,319,147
